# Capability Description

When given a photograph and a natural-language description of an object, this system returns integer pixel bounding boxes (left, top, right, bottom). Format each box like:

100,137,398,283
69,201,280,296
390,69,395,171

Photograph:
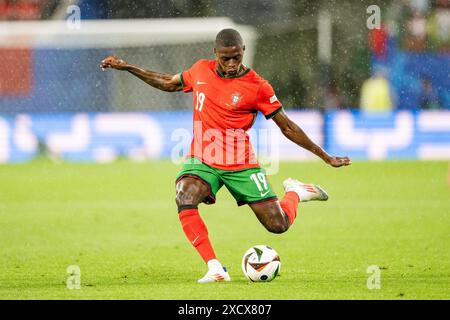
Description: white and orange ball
241,245,281,282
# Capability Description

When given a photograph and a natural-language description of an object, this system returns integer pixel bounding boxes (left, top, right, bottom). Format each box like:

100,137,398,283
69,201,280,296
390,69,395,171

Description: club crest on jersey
227,92,243,109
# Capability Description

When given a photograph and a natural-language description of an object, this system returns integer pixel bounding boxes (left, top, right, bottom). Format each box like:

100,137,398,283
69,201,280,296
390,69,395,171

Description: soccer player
100,29,351,283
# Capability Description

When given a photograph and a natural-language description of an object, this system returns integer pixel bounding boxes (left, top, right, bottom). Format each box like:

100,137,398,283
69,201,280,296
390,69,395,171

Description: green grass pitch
0,160,449,299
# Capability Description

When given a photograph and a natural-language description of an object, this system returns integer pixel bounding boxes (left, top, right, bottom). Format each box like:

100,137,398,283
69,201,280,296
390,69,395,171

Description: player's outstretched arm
272,110,351,168
99,55,183,92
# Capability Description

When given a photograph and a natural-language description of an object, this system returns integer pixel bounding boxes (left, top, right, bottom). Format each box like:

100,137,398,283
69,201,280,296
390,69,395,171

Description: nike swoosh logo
260,190,270,197
196,81,207,85
191,235,200,245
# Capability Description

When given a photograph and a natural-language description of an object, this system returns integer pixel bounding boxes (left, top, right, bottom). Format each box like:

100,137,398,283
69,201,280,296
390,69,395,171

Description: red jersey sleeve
180,60,202,93
256,81,283,119
180,68,193,93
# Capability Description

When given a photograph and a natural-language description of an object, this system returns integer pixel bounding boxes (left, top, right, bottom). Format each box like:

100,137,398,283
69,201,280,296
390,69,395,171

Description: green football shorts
175,158,278,206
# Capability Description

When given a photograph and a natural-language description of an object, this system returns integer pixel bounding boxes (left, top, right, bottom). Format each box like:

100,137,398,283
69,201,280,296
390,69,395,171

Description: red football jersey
181,59,283,170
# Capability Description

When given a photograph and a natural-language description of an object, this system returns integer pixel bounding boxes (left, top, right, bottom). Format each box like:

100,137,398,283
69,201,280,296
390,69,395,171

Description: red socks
280,191,300,225
179,193,299,263
179,208,216,263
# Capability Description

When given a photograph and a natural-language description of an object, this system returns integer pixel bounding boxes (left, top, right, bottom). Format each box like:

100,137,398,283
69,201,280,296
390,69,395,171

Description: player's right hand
100,56,129,71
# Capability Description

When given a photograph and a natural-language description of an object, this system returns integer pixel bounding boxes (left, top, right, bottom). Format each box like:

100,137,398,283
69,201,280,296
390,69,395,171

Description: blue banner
325,110,450,160
0,110,449,163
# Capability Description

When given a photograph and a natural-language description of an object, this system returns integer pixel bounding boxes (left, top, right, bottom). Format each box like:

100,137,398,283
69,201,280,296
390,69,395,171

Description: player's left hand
327,156,351,168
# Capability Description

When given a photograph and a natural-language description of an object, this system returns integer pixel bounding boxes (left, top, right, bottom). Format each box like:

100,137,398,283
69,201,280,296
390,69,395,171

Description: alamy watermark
367,5,381,30
66,5,81,30
366,265,381,289
66,265,81,289
170,121,281,175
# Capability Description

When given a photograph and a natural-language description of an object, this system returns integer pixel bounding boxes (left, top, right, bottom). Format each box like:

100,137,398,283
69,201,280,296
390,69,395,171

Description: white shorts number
250,173,268,192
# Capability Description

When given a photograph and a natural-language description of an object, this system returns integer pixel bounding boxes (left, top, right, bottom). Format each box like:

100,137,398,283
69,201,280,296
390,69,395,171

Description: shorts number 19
250,173,268,192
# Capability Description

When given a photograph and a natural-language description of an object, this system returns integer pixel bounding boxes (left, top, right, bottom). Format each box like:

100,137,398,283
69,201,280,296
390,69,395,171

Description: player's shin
178,206,216,264
280,192,300,225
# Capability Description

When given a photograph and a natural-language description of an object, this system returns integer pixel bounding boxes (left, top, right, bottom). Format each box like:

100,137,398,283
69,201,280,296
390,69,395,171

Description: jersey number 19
195,91,205,111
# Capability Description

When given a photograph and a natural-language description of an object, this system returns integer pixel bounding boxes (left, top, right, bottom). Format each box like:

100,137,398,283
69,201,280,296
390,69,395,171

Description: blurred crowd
369,0,450,55
357,0,449,112
398,0,450,52
0,0,448,112
0,0,57,20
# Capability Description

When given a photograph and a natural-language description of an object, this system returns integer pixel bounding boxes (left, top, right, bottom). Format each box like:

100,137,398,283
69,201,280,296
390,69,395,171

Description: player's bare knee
175,188,195,206
175,178,208,208
266,221,289,234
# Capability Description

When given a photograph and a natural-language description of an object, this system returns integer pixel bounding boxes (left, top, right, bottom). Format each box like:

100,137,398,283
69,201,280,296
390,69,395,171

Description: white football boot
283,178,329,202
197,259,231,283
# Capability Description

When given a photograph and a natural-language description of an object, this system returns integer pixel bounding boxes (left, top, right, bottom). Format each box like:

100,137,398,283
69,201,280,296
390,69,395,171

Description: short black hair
215,28,243,48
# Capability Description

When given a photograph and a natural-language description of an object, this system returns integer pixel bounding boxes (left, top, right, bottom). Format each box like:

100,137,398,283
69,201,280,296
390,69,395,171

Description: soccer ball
241,245,281,282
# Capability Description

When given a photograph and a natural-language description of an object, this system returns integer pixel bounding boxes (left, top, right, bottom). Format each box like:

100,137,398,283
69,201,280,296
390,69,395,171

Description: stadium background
0,0,449,163
0,0,449,300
